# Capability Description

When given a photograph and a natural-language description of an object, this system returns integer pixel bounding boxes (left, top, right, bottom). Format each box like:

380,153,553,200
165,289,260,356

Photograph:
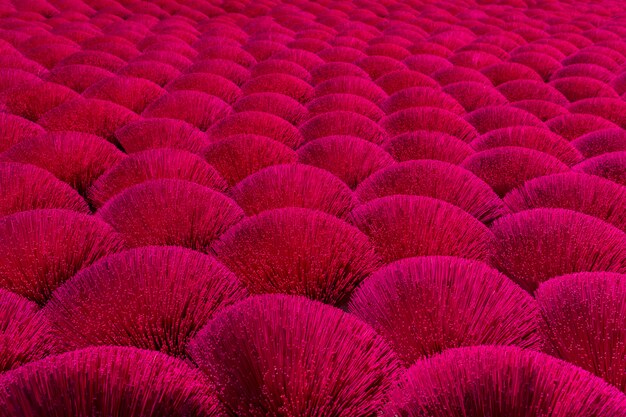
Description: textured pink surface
1,0,626,415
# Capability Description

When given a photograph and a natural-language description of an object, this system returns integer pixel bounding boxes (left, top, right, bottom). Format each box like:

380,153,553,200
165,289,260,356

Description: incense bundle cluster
1,0,626,415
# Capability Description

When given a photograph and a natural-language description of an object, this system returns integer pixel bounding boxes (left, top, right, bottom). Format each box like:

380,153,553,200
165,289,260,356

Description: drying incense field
0,0,626,415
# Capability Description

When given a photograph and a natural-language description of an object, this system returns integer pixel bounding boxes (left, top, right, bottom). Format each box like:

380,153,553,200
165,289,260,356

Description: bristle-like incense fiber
189,294,401,417
0,346,227,416
349,256,544,364
0,289,59,372
97,179,243,252
0,209,126,304
44,246,247,357
383,345,626,416
213,207,381,305
536,272,626,392
491,208,626,293
350,195,495,264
